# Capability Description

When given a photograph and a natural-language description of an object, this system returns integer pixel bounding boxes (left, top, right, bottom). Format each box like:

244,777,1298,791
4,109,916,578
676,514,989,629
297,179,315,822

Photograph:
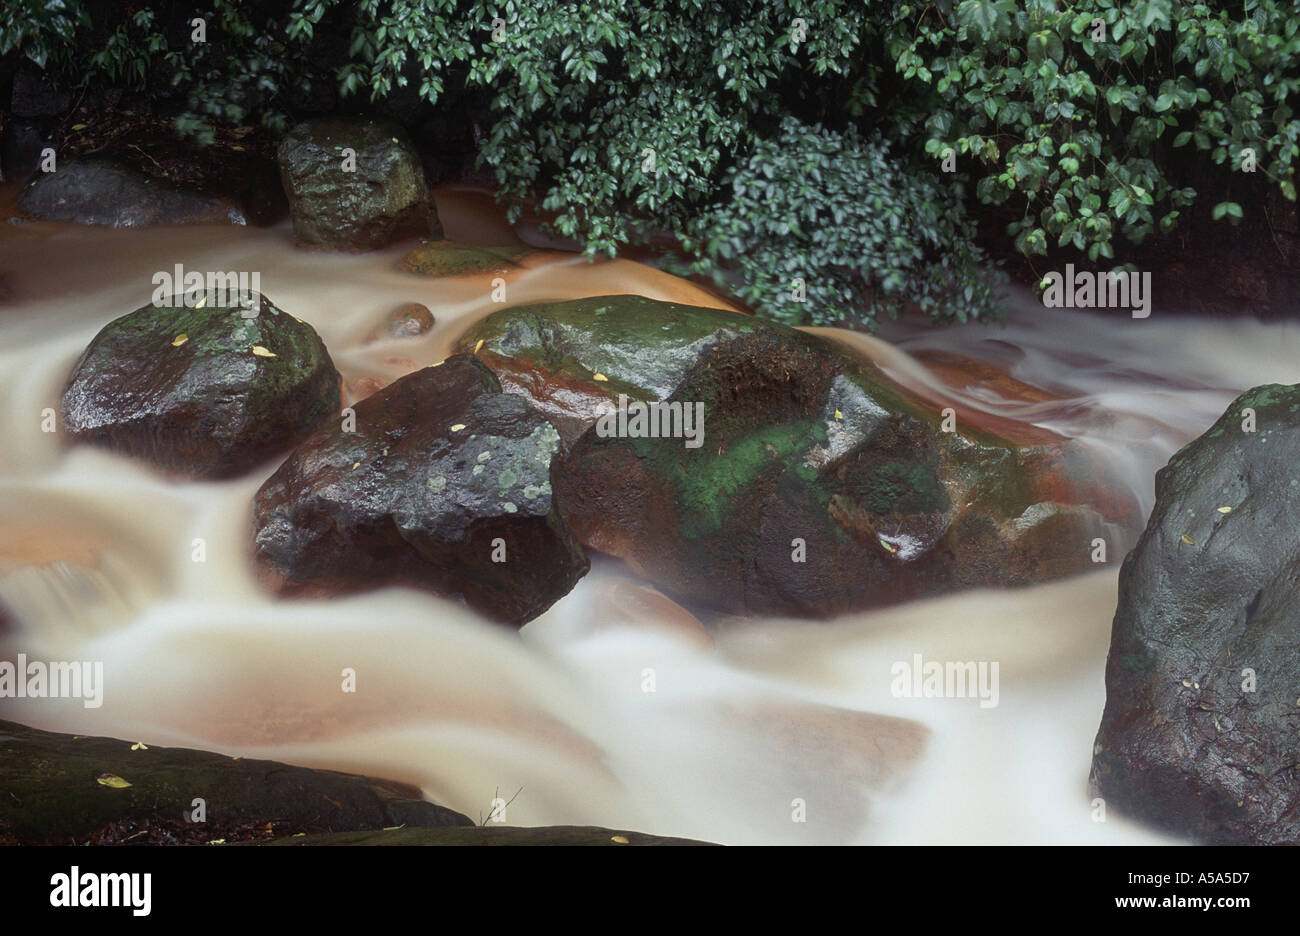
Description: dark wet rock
1091,384,1300,845
277,115,440,250
457,296,1139,617
368,302,435,341
258,825,716,845
0,719,471,845
15,156,245,226
252,354,588,625
398,240,531,276
61,291,341,479
1,120,44,182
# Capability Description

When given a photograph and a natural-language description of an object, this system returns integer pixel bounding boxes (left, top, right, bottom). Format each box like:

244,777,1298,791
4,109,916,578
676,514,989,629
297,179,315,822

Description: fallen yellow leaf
611,835,629,844
96,773,132,789
130,742,148,751
473,339,484,354
1217,506,1233,513
1180,534,1195,545
593,373,609,382
834,409,843,420
450,423,466,432
171,334,188,347
251,345,276,357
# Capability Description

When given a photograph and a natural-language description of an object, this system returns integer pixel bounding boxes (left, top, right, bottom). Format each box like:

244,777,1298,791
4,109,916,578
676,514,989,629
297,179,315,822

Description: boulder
367,301,435,342
1091,384,1300,845
277,115,440,250
252,354,589,625
397,240,531,276
61,291,341,478
456,296,1139,617
0,719,471,845
15,156,246,226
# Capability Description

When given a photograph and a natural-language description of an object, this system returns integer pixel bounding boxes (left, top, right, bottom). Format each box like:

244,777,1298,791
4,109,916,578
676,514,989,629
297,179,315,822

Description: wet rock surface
397,240,531,276
61,291,341,479
1091,384,1300,845
457,296,1138,617
252,354,589,625
367,301,435,341
257,825,716,845
278,115,440,250
15,157,246,226
0,719,471,845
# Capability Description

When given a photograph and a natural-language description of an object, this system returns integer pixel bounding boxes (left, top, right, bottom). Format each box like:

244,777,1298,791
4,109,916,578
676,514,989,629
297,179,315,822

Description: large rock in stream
61,291,341,478
252,354,588,625
454,296,1139,617
0,719,471,845
16,156,246,226
277,115,441,250
1091,384,1300,844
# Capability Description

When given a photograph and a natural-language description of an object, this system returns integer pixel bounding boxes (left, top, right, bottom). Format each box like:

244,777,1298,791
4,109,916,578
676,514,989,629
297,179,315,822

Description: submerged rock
398,240,531,276
456,295,1137,617
61,292,341,478
0,719,470,845
15,157,245,226
1091,384,1300,845
367,302,435,342
278,115,440,250
252,354,589,625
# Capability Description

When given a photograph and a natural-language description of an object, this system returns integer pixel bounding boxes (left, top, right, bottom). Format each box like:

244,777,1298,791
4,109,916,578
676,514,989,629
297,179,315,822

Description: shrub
678,117,1004,327
891,0,1300,261
6,0,1299,328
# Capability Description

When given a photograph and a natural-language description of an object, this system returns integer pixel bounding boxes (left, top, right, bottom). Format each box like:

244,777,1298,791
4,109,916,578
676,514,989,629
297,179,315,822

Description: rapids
3,184,1299,844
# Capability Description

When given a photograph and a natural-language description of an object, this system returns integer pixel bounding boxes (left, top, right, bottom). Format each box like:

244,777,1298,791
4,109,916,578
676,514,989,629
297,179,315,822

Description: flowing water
3,186,1300,844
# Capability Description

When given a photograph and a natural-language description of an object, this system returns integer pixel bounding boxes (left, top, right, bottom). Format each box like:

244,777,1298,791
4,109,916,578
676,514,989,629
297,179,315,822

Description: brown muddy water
3,185,1299,844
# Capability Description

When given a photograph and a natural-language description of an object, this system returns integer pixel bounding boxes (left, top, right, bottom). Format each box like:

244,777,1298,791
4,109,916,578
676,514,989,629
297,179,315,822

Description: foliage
678,118,1003,327
893,0,1300,261
0,0,88,70
6,0,1300,328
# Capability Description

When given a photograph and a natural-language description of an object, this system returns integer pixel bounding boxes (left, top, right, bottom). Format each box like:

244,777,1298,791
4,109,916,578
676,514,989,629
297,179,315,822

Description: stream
3,185,1299,844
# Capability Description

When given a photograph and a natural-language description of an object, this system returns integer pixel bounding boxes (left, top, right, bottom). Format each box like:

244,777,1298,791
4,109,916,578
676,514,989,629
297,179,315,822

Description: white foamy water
2,190,1297,844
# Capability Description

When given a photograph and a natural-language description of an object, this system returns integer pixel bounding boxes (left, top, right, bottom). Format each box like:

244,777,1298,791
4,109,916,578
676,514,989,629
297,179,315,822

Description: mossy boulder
16,156,244,227
1091,384,1300,844
398,240,532,276
456,295,1138,617
0,719,471,845
61,291,341,479
252,354,588,625
277,115,440,250
454,295,768,446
